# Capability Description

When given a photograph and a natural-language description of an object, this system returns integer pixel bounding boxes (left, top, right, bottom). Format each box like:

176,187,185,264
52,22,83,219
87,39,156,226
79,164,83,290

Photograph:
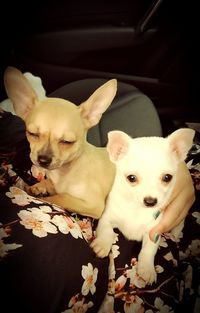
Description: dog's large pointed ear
107,130,131,162
167,128,195,161
4,67,38,120
79,79,117,129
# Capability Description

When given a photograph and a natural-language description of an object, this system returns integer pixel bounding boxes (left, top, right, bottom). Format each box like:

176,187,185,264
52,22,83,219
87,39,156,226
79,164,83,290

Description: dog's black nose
38,155,52,167
143,197,157,207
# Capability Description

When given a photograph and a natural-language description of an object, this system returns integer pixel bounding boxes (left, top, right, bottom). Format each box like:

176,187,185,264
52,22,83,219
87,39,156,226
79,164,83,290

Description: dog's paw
137,261,157,285
24,183,49,197
90,237,111,258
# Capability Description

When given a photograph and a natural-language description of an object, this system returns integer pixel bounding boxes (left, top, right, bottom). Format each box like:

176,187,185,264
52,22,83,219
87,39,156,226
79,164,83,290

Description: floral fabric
0,111,199,313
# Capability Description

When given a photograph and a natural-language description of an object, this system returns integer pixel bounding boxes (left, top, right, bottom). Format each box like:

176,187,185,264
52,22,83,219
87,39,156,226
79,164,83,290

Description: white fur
91,128,195,284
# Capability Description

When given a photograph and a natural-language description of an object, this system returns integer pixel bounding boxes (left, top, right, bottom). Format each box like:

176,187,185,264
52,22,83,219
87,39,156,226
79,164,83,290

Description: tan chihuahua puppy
4,67,117,218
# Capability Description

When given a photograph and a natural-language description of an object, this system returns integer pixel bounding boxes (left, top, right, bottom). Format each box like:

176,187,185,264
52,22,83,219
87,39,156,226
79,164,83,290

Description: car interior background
0,1,199,313
1,0,199,132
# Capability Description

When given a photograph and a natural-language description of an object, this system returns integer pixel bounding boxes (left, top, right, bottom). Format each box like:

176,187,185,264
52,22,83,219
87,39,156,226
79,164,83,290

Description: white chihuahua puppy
91,128,195,284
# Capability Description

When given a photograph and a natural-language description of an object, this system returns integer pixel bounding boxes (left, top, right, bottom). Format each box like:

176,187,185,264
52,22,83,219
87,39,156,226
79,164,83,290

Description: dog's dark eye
162,174,173,183
127,174,137,183
27,131,39,138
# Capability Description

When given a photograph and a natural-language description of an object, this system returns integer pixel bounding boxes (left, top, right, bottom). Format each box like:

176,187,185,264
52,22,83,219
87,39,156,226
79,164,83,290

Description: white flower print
81,263,98,296
108,252,116,281
182,264,193,293
115,273,128,292
163,232,177,242
111,244,120,259
189,239,200,257
63,294,93,313
51,215,82,239
126,263,146,289
192,211,200,224
124,295,144,313
77,218,93,242
146,297,173,313
159,236,168,248
0,224,22,258
155,265,164,274
179,239,200,260
6,164,16,177
6,186,41,206
98,293,114,313
187,158,200,171
18,206,57,237
163,251,177,267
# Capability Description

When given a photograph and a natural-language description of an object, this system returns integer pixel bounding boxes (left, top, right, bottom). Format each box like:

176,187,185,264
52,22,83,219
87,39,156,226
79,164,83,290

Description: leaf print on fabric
0,224,22,258
51,215,82,239
81,263,98,296
18,207,58,238
6,186,41,206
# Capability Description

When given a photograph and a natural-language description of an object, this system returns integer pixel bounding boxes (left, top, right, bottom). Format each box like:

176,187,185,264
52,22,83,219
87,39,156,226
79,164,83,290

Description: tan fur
4,67,117,218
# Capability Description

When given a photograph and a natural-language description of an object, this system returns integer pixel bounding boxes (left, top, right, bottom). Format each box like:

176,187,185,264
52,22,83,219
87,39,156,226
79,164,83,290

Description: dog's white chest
117,210,157,241
106,196,159,241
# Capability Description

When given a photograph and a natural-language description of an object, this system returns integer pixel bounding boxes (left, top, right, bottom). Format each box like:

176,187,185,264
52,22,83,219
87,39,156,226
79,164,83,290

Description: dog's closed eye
59,139,75,145
27,131,39,139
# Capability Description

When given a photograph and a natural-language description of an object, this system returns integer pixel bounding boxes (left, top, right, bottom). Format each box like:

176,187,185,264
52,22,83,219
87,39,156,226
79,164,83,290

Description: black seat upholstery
49,78,162,147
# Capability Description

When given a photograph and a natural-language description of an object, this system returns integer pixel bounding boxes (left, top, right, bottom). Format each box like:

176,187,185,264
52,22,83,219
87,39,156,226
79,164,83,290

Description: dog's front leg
137,232,160,285
90,216,115,258
25,178,56,197
37,193,104,219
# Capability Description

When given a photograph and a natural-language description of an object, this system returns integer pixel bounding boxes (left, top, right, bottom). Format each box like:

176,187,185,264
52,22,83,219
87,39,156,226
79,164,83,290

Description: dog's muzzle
37,154,52,168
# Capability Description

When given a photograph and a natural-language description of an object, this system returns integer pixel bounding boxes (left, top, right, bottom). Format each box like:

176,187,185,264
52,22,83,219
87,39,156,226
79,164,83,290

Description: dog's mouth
39,164,59,170
33,162,58,170
33,157,72,171
31,149,79,171
31,155,61,170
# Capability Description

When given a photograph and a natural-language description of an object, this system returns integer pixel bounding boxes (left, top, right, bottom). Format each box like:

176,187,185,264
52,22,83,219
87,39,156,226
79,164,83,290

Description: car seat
49,78,162,147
